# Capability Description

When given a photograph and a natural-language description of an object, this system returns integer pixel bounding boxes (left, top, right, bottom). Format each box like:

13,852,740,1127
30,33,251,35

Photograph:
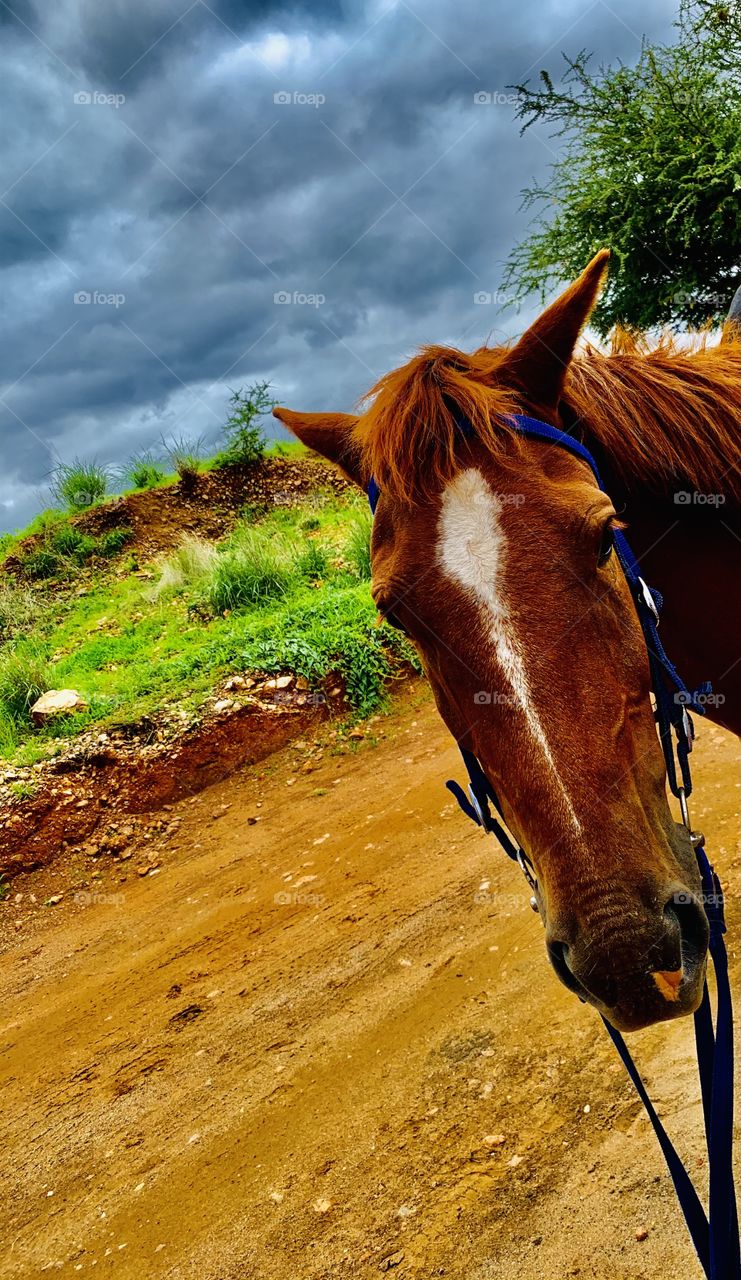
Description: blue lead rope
451,745,739,1280
368,412,739,1280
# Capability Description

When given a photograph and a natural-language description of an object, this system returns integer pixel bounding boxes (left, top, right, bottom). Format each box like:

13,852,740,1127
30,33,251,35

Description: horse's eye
598,523,615,567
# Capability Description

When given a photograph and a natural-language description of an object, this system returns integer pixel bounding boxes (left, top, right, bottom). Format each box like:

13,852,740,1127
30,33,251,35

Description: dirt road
1,681,738,1280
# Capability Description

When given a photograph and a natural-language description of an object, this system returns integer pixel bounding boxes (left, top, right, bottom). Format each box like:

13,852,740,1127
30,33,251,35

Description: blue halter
367,411,739,1280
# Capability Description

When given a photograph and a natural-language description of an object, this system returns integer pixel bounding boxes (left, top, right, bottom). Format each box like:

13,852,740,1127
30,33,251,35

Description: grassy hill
0,448,420,769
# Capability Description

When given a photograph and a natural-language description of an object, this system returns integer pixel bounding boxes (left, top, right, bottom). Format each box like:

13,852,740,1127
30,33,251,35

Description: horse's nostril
547,937,619,1007
663,890,709,969
544,892,710,1020
547,939,587,1000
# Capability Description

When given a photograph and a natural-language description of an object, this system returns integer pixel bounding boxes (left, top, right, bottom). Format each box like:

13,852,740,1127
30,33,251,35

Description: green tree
503,0,741,334
687,0,741,71
218,382,276,467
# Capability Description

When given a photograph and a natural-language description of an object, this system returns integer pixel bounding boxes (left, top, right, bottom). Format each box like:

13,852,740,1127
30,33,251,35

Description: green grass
0,509,69,565
343,509,373,580
207,529,297,611
295,540,331,581
23,548,64,580
126,453,166,490
163,435,204,492
13,518,133,581
0,584,40,641
98,528,133,557
52,459,109,512
51,525,98,564
8,779,38,801
0,490,421,763
264,440,309,459
0,645,50,728
154,535,216,596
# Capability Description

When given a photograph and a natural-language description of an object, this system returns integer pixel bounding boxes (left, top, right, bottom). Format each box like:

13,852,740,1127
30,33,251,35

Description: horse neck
583,437,741,737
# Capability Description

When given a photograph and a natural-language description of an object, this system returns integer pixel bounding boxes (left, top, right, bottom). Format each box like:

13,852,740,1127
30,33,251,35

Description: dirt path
1,682,738,1280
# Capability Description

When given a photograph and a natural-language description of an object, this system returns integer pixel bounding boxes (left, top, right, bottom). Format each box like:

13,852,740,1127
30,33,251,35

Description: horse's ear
272,408,367,489
721,283,741,344
505,249,610,409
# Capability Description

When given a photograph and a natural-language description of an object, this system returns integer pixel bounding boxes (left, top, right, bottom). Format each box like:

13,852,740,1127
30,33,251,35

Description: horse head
274,253,710,1031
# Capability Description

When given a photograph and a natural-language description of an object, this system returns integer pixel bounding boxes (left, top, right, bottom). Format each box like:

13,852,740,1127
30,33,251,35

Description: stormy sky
0,0,679,531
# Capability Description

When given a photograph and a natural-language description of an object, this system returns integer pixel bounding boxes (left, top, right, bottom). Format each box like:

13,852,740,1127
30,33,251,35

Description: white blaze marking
437,468,582,835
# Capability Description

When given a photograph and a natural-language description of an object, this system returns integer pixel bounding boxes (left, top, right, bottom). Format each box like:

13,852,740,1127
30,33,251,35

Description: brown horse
273,251,740,1032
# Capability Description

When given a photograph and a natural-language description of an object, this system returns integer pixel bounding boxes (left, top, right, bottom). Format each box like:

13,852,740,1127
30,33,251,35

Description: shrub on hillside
50,524,85,557
215,382,275,468
127,453,165,490
0,645,50,724
98,528,133,557
52,459,108,511
154,535,217,597
23,548,63,580
51,525,97,564
295,541,330,581
163,435,203,494
19,521,133,580
207,529,295,612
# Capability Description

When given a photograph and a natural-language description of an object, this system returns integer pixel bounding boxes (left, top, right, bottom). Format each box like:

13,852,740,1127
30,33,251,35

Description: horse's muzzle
545,887,710,1031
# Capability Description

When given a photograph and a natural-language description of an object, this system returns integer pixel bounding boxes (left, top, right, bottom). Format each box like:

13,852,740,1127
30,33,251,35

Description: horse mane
563,327,741,500
354,326,740,503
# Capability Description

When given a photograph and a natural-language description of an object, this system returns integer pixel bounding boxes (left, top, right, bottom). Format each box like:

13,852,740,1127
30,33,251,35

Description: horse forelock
353,344,521,504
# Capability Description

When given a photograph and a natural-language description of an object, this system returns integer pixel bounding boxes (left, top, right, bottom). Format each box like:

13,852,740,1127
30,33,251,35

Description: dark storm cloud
2,0,346,85
0,0,678,529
